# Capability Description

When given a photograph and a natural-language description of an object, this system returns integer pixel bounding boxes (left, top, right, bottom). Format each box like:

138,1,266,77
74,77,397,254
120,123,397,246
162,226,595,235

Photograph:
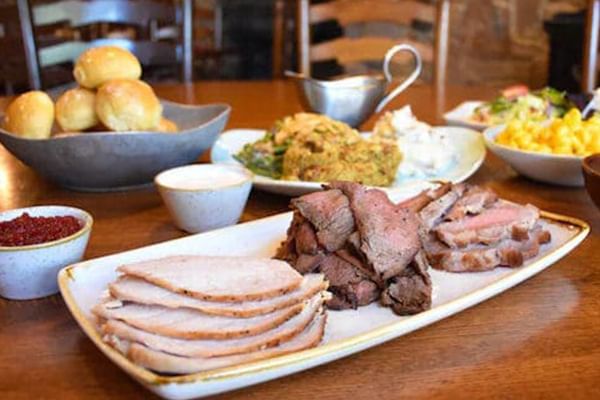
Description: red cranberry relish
0,212,83,247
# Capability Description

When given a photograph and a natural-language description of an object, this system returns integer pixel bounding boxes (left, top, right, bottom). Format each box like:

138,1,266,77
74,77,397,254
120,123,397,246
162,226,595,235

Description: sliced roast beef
275,212,304,264
291,189,355,252
331,181,421,280
318,253,379,309
295,220,320,255
294,254,325,274
381,251,432,315
424,225,551,272
419,183,467,230
396,182,452,212
434,201,540,248
444,185,498,221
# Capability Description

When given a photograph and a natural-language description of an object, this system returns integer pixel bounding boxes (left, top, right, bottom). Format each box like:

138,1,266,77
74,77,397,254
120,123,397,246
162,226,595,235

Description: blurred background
0,0,590,95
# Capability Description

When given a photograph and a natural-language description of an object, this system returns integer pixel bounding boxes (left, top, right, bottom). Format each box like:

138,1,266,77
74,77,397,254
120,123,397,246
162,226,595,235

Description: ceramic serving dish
484,124,585,187
0,205,93,300
155,164,253,233
211,127,486,196
0,101,230,192
443,101,488,130
57,189,588,399
582,153,600,209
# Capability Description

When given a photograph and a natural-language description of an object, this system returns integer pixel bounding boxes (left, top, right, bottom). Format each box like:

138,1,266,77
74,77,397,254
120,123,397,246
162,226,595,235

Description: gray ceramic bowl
0,101,230,191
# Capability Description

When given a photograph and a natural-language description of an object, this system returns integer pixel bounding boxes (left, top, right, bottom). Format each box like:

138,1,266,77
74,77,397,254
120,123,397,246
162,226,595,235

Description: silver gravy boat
286,44,422,127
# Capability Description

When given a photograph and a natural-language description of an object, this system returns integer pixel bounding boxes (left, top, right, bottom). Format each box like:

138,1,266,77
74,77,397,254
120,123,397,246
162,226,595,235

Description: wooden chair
0,3,30,94
297,0,450,90
17,0,193,89
583,0,600,92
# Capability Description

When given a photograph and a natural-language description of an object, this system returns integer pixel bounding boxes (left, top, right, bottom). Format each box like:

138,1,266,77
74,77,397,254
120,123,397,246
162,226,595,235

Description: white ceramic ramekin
155,164,253,233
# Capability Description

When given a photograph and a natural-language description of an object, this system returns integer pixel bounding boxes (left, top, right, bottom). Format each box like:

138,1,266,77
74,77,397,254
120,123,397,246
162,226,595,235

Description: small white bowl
483,125,584,187
155,164,253,233
0,206,93,300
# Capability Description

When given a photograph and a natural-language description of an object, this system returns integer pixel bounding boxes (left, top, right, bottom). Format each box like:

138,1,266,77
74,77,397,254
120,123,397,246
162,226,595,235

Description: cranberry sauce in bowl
0,206,93,300
0,213,83,247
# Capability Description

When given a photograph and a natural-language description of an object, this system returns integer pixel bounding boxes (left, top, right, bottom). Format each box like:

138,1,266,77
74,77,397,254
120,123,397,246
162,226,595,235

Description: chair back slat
311,36,433,64
298,0,449,92
32,0,178,28
16,0,193,89
310,0,435,26
37,38,180,67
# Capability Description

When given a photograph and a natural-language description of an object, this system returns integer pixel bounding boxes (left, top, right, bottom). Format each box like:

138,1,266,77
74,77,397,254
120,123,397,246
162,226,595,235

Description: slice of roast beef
294,254,325,274
291,189,355,252
396,182,452,212
434,201,540,248
330,181,421,280
444,185,498,221
318,253,379,309
275,212,304,264
335,246,378,284
419,183,467,230
380,251,432,315
424,225,551,272
295,220,320,255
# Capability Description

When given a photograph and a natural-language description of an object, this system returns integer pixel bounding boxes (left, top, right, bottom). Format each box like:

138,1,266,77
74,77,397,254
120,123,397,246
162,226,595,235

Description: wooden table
1,82,599,399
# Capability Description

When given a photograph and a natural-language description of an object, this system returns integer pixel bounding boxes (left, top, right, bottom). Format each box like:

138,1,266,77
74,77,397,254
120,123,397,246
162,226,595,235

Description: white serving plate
443,101,489,130
210,127,486,196
484,125,585,187
58,190,589,400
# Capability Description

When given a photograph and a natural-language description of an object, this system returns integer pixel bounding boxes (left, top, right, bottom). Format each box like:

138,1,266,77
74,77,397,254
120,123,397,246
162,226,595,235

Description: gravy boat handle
375,44,422,113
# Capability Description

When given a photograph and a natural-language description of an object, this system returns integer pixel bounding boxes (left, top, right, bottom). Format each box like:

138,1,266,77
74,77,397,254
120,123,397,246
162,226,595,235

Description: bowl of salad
444,86,577,130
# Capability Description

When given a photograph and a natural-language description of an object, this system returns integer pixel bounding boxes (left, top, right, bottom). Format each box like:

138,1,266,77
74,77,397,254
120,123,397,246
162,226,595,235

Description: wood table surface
1,81,599,399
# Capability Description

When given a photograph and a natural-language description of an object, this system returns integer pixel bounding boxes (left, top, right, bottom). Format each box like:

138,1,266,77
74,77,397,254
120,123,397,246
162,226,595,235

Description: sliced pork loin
396,182,452,212
444,185,498,221
381,251,432,315
101,293,326,358
330,181,421,280
424,225,551,272
109,274,327,317
419,183,468,230
291,189,355,252
434,201,540,248
93,298,304,340
124,312,327,375
118,255,303,302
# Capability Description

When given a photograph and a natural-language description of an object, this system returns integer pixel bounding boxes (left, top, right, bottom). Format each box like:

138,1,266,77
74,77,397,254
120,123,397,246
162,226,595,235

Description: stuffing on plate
235,113,401,187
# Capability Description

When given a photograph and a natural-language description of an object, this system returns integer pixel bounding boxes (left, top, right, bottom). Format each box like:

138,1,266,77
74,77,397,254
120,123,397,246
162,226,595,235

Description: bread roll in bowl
55,88,98,132
2,91,54,139
96,79,162,131
74,46,142,89
156,117,178,133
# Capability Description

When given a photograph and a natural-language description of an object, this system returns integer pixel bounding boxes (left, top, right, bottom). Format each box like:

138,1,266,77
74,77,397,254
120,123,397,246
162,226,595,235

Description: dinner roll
55,88,98,132
96,79,162,131
2,91,54,139
74,46,142,89
156,117,178,133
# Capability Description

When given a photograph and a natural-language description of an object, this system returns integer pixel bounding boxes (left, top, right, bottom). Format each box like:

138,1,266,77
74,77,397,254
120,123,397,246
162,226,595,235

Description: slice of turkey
93,299,304,340
117,255,303,302
125,312,327,375
102,293,325,358
109,273,326,317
